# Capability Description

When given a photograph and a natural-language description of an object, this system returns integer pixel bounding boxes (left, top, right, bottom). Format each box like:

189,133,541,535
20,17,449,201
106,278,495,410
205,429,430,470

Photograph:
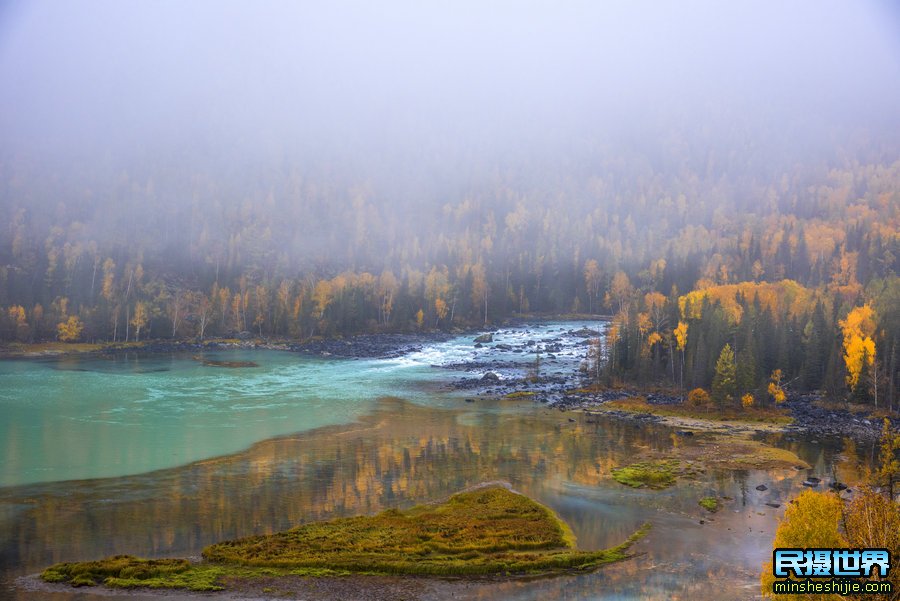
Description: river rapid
0,322,863,600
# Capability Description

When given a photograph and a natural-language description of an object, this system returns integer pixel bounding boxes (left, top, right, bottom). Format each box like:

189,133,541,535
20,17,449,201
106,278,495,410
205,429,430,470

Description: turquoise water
0,322,598,487
1,351,400,487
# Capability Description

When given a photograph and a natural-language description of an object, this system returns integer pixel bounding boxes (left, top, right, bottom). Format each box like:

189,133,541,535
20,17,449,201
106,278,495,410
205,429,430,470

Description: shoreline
0,331,459,361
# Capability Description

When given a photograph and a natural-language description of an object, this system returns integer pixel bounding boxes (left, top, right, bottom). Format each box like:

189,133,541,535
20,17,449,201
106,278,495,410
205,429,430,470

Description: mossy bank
41,485,650,592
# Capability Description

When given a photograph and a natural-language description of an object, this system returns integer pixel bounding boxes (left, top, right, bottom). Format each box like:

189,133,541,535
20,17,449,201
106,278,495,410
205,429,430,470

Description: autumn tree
674,321,688,393
840,305,877,403
843,486,900,599
130,301,149,341
7,305,28,341
761,490,846,600
584,259,602,314
768,369,787,404
189,292,213,340
688,387,710,408
434,298,448,327
101,258,116,301
607,270,632,315
57,315,84,342
377,270,398,326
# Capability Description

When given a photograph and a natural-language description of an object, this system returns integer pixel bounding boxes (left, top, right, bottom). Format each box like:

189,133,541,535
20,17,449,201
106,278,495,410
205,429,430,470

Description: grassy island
41,486,650,592
611,460,682,489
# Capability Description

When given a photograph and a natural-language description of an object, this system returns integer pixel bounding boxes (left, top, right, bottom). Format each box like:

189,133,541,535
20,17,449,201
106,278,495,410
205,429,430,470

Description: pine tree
875,419,900,500
712,344,737,407
850,348,874,405
736,340,758,397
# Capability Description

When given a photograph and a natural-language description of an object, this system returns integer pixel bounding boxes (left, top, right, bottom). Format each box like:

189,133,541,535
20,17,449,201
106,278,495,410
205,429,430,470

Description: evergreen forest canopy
0,0,898,407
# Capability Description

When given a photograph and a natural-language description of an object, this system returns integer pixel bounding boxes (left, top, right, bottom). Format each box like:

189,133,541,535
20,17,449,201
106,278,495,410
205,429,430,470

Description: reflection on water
0,397,866,600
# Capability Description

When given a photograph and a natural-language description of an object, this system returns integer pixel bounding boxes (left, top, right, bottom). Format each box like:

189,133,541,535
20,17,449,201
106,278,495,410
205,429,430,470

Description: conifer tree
712,344,737,407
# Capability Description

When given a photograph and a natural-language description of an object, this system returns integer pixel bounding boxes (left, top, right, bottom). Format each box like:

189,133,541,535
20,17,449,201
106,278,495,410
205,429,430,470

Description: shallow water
0,322,861,600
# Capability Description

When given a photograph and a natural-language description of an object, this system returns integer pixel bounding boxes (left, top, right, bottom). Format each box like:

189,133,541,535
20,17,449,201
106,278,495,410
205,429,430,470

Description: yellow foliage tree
57,315,84,342
434,298,448,326
583,259,602,314
768,369,786,404
674,321,688,392
8,305,28,341
761,489,846,600
313,280,333,319
674,321,687,350
839,305,876,392
741,393,754,409
843,486,900,598
130,301,149,341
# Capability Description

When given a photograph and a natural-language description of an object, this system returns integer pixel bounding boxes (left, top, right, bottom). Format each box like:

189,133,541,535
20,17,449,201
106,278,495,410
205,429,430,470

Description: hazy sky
1,0,899,162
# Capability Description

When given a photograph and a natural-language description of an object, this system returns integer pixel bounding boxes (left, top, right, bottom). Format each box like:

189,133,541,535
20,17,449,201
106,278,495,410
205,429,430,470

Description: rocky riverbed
439,327,898,444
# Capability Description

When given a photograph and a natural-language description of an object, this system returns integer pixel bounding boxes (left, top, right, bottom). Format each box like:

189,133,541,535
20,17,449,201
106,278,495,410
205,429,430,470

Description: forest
1,114,898,409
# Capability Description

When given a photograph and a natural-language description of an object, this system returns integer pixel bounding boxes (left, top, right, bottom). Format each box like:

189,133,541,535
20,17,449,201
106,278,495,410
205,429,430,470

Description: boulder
474,333,494,343
570,327,600,338
481,372,501,382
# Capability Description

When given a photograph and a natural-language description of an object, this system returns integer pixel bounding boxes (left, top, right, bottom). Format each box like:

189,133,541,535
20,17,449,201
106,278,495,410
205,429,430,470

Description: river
0,322,861,600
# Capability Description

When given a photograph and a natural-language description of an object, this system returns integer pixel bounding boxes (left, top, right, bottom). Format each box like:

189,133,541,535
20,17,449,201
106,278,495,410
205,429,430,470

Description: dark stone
474,333,494,343
481,372,501,382
756,485,768,491
569,327,600,338
765,503,781,508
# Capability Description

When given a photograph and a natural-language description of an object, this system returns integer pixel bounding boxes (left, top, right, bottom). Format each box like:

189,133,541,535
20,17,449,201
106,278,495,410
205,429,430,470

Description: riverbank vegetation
41,486,650,591
760,421,900,599
601,396,793,425
593,278,898,414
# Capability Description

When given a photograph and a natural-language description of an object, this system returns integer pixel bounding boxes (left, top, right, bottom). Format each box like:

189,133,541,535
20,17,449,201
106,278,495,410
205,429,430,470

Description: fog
2,0,899,161
0,1,898,337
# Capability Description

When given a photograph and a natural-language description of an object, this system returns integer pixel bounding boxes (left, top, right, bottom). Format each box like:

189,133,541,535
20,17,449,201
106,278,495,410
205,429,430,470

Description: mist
0,0,898,340
3,0,899,158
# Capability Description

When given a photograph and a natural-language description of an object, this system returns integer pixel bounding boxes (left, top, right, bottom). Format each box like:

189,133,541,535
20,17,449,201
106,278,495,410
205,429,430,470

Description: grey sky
1,0,898,162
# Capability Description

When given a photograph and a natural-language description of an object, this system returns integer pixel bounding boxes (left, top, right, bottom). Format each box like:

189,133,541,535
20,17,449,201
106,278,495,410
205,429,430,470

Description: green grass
611,461,680,489
698,497,719,512
504,391,536,399
42,486,649,591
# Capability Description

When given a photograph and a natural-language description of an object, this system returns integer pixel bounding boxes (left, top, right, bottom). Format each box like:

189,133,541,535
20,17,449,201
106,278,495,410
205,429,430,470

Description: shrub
687,388,710,407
